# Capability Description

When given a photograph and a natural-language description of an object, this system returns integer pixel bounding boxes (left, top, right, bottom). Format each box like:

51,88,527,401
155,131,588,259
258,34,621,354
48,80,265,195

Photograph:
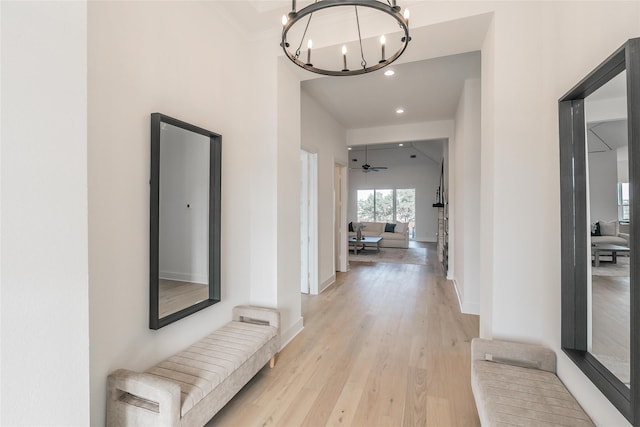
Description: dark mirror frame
149,113,222,330
559,38,640,423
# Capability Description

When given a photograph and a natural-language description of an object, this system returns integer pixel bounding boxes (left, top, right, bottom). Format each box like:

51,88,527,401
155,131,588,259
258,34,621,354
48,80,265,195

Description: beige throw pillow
599,219,618,236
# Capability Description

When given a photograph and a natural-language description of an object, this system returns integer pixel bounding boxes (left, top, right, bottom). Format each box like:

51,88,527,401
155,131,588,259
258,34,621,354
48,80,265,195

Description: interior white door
300,151,310,294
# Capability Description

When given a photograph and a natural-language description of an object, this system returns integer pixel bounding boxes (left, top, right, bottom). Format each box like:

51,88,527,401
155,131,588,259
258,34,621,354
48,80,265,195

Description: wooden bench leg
269,354,277,368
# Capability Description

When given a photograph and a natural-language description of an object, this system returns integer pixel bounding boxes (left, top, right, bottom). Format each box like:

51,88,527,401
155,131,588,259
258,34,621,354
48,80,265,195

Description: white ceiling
349,140,444,170
587,120,628,153
215,1,487,150
302,52,480,129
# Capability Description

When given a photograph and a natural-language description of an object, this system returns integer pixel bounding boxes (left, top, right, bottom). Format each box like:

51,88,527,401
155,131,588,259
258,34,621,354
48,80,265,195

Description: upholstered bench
471,338,594,426
107,305,280,427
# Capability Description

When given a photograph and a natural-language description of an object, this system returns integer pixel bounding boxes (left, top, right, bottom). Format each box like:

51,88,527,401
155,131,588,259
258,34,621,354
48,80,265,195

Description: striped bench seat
471,338,594,427
107,306,280,427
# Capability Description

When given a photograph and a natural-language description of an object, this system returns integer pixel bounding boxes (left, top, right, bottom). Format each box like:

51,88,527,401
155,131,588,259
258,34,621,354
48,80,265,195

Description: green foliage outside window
356,189,415,235
357,190,375,221
375,190,394,222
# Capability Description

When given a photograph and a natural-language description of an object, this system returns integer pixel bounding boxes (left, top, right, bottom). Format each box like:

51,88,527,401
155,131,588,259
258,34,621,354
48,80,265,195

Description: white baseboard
452,279,464,312
159,271,207,284
462,301,480,315
279,316,304,351
414,236,437,243
451,279,480,315
319,274,336,294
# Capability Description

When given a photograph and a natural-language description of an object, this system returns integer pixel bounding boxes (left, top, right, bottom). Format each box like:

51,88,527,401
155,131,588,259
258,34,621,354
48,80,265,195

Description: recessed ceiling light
384,70,395,76
348,147,352,150
399,143,404,147
396,108,404,114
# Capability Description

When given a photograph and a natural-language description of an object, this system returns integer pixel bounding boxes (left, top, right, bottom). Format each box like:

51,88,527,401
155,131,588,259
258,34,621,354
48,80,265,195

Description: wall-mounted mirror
560,38,639,423
150,113,221,330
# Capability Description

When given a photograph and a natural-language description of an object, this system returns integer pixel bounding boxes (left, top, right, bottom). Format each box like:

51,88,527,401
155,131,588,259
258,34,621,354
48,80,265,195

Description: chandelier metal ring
281,0,411,77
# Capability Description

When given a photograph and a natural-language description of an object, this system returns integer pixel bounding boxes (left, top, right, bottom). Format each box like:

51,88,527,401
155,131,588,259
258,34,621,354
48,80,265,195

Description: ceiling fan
350,145,388,173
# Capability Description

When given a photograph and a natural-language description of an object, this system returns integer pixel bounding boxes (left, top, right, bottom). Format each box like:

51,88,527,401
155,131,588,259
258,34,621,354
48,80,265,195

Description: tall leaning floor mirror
560,38,640,423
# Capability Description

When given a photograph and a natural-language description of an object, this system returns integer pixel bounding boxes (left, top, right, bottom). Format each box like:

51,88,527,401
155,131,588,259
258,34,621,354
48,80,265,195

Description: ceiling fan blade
370,166,388,170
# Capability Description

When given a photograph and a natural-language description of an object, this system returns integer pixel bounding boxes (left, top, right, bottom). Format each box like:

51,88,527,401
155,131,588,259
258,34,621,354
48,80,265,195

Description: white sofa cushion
599,219,618,236
380,232,404,241
361,222,384,235
591,235,628,246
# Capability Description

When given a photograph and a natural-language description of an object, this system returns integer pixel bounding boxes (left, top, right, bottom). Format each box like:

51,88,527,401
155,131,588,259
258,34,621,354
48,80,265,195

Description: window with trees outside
357,189,416,237
619,182,630,221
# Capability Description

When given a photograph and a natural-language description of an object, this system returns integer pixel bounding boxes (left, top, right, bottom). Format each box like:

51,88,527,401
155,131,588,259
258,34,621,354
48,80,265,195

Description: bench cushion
472,360,594,426
146,321,277,416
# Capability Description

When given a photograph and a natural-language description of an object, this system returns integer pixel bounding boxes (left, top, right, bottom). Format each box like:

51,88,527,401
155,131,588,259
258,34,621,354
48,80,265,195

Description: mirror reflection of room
158,122,211,318
585,70,630,387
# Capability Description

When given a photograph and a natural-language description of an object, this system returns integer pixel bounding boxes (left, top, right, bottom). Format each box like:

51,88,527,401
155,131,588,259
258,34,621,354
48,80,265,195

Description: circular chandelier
281,0,411,77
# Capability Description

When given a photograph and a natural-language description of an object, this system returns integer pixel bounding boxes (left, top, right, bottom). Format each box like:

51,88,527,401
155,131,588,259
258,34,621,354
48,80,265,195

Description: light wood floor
592,272,630,385
159,279,208,318
207,243,480,426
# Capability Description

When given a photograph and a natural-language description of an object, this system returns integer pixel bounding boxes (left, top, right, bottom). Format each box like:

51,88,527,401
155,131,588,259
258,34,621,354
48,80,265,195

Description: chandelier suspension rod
354,6,366,69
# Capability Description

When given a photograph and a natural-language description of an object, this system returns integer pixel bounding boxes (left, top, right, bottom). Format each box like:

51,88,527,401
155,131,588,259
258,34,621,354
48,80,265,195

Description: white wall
301,90,348,291
588,151,619,224
87,3,301,425
466,3,639,425
451,78,481,315
276,60,304,339
159,124,210,284
585,95,628,224
347,120,454,146
1,1,90,425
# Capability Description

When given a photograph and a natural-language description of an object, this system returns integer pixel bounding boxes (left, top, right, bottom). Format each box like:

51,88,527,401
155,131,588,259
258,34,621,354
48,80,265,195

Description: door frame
300,149,318,294
335,161,348,273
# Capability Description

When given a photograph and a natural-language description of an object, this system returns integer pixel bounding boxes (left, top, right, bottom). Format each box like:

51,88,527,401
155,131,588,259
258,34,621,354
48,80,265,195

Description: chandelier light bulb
306,39,313,66
380,35,386,63
282,15,287,26
342,45,348,72
404,8,410,22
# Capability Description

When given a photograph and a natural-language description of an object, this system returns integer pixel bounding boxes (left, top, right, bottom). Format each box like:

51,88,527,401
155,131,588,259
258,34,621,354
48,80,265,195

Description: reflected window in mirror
559,38,640,423
150,113,221,330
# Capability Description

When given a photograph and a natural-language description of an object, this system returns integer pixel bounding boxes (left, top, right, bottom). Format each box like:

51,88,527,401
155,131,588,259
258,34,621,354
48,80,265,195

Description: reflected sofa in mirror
559,38,639,423
150,113,221,330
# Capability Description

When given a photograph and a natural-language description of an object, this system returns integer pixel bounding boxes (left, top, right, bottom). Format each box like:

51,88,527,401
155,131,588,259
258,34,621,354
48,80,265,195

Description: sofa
349,221,409,248
591,219,629,247
106,306,280,427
